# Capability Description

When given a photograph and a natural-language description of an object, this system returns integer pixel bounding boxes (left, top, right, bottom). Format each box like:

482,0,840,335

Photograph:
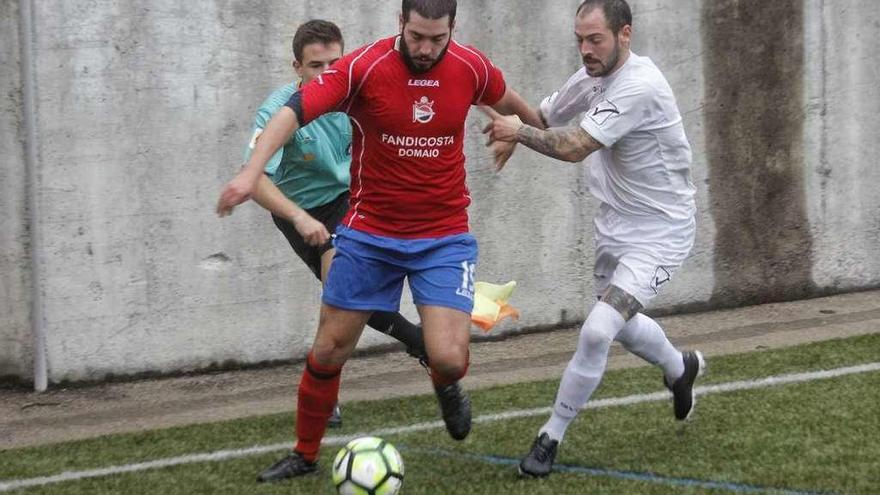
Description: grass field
2,333,879,494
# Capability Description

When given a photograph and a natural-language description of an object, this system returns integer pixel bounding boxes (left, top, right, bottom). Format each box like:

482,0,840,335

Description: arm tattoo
515,125,602,162
600,285,643,321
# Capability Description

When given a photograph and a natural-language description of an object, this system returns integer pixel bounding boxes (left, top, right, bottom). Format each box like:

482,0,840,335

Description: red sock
430,351,469,388
294,352,342,462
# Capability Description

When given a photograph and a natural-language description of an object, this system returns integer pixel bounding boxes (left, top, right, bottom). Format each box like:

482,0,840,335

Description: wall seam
18,0,48,392
818,0,829,218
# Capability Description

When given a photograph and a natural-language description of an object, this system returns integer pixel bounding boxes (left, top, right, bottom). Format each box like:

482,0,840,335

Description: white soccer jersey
540,53,696,223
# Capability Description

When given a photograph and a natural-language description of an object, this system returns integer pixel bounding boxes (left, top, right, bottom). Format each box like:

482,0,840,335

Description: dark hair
292,19,344,63
401,0,457,25
576,0,632,34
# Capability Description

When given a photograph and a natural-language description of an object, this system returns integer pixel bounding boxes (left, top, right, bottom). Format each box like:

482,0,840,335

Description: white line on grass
1,362,878,492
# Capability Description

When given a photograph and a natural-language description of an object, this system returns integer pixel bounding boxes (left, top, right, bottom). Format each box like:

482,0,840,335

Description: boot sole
517,465,550,478
682,350,707,421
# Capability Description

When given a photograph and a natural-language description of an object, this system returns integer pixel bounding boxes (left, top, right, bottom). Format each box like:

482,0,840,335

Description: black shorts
272,192,350,280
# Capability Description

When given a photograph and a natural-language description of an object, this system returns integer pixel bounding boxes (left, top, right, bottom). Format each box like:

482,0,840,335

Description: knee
580,323,614,351
428,348,469,379
311,337,351,367
569,324,614,375
431,361,467,380
575,325,614,357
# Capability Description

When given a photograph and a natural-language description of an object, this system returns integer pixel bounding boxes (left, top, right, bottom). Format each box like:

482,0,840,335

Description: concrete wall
0,0,33,381
804,0,880,290
1,0,878,384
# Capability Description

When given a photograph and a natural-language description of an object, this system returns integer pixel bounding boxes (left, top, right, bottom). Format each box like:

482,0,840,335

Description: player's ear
619,25,632,46
293,60,304,78
398,13,405,32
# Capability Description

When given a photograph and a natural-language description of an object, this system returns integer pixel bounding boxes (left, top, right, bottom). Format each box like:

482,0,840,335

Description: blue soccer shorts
322,226,478,314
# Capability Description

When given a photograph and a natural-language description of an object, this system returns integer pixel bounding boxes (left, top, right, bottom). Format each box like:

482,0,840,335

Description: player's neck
603,49,631,79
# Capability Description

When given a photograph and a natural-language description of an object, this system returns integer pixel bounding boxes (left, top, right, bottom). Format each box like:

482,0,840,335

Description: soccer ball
332,436,404,495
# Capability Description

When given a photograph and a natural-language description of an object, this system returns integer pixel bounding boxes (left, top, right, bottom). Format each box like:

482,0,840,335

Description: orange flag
470,281,519,332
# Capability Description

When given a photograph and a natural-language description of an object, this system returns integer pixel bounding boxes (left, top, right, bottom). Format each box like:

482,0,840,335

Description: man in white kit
485,0,705,477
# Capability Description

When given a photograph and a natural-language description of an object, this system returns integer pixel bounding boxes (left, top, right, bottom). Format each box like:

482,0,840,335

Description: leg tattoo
600,285,643,321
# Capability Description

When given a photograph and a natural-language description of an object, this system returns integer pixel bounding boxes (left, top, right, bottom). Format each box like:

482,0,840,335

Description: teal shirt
244,83,351,210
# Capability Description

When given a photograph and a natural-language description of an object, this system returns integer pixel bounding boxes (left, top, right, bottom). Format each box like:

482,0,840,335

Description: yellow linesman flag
470,281,520,331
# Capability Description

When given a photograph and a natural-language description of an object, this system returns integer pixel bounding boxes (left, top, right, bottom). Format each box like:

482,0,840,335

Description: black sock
367,312,427,363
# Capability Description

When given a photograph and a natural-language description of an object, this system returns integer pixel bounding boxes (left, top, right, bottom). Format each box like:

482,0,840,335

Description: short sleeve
539,91,567,127
243,99,284,175
479,64,506,106
287,43,373,125
579,80,651,147
244,127,283,176
540,68,591,127
464,45,506,106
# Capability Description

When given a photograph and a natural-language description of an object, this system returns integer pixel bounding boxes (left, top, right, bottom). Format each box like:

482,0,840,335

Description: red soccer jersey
292,36,506,238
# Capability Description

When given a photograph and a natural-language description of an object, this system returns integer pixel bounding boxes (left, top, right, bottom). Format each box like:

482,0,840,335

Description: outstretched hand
487,140,517,172
216,167,260,217
481,106,524,144
479,106,521,172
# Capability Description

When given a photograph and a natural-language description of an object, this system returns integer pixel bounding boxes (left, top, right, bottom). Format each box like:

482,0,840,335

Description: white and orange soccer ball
332,437,404,495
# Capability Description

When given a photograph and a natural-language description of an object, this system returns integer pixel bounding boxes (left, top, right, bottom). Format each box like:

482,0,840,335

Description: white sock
615,313,684,382
540,302,625,442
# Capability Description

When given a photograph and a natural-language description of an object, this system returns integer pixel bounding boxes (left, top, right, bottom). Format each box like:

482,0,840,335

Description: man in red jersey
217,0,542,482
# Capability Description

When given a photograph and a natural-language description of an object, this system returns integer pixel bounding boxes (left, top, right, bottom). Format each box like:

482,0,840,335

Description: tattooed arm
486,114,603,163
516,124,603,163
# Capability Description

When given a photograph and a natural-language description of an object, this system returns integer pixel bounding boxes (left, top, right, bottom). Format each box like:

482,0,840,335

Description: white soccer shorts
592,204,695,307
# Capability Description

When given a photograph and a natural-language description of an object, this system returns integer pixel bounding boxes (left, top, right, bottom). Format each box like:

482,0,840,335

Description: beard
400,35,450,74
583,36,621,77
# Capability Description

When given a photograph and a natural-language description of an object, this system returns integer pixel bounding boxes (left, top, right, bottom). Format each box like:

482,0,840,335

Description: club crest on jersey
412,96,436,124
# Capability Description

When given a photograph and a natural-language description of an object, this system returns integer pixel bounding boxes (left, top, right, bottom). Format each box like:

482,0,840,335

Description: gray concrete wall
1,0,878,384
804,0,880,291
0,0,33,381
703,0,817,306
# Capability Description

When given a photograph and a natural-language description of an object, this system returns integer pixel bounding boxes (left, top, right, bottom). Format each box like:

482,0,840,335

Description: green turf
2,333,879,494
